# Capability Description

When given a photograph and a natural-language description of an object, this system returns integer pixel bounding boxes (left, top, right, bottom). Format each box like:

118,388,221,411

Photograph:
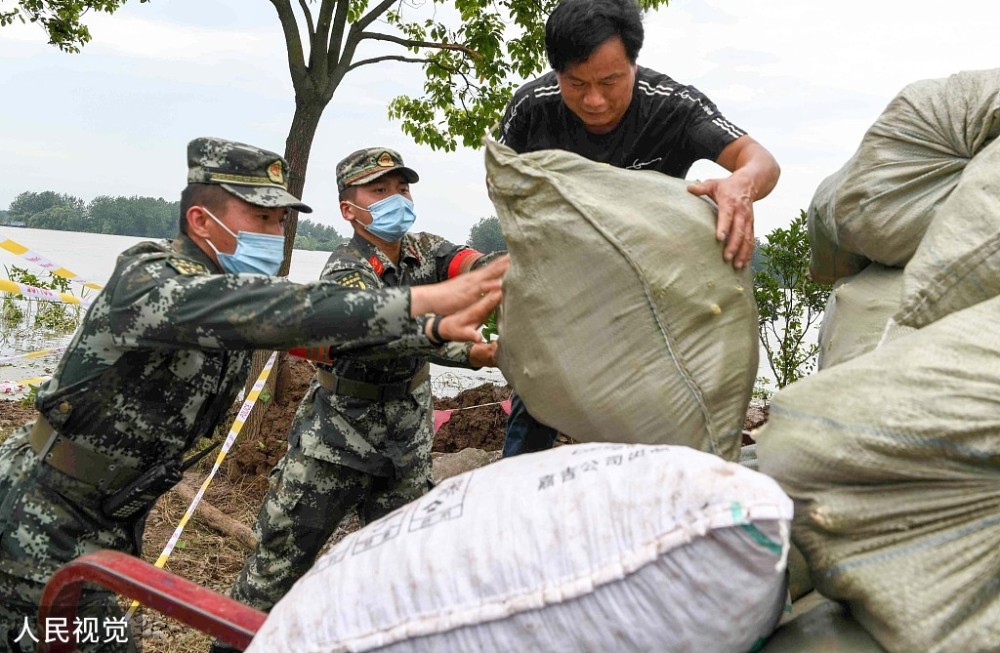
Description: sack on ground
807,68,1000,283
760,593,885,653
740,444,813,602
895,135,1000,328
485,139,758,461
817,263,908,370
756,295,1000,653
247,443,793,653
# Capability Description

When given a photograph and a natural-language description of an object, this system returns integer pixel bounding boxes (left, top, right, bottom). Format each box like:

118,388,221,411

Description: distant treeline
1,190,345,252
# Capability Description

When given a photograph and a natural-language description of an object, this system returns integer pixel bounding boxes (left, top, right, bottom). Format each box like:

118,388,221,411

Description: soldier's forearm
111,274,429,353
428,341,473,368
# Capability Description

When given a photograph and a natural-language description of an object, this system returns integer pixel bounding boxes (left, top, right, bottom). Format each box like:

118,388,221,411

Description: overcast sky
0,0,997,245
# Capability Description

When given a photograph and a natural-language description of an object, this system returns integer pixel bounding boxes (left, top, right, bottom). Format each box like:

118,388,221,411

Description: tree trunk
241,98,327,455
281,99,326,273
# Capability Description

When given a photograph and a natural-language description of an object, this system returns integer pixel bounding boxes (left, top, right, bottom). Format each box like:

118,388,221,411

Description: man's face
206,197,287,255
343,171,413,227
556,36,637,135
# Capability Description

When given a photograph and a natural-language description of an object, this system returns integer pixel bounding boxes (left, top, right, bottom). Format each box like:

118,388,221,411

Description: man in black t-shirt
498,0,780,457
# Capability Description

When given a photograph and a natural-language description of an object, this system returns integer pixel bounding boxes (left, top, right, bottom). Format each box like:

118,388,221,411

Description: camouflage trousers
0,427,140,653
228,380,434,613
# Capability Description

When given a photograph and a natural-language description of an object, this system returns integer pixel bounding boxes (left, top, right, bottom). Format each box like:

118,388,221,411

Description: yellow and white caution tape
0,278,93,307
16,376,49,386
0,347,66,364
0,238,104,290
124,351,278,620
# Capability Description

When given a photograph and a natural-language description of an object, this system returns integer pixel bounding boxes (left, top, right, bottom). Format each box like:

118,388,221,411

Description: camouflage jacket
318,232,493,383
35,234,436,475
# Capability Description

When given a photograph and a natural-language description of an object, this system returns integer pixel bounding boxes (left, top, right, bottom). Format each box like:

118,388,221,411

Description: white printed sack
808,68,1000,283
485,139,758,461
248,443,793,653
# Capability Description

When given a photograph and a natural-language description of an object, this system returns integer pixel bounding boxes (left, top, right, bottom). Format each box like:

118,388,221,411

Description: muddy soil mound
433,383,510,453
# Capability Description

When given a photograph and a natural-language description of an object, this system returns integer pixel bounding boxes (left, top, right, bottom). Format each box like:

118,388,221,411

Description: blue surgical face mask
202,206,285,275
348,194,416,242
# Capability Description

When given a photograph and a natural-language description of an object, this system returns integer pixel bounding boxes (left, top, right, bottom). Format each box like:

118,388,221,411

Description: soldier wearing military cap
0,137,506,652
218,147,503,632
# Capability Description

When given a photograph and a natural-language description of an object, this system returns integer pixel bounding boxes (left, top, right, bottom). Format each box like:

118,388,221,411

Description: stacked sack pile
758,68,1000,653
810,68,1000,369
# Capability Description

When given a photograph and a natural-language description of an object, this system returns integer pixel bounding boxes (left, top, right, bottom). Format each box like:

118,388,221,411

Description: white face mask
201,206,285,275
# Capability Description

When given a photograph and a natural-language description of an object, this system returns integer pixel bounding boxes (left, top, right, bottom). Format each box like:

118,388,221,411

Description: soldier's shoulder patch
166,257,209,276
335,271,367,289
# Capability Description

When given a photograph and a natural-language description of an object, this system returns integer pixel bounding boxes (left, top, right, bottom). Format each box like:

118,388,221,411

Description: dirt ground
432,382,511,452
219,359,514,477
0,359,769,652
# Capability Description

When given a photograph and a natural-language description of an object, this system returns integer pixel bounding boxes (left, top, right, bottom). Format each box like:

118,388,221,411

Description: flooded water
0,226,504,396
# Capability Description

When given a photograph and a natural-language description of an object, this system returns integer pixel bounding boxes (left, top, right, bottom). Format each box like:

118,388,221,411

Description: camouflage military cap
336,148,419,193
187,137,313,213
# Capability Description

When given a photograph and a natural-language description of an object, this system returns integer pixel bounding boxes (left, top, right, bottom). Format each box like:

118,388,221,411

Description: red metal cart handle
38,549,265,653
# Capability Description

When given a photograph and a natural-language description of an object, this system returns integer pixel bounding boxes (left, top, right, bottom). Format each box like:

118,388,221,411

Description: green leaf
2,0,146,53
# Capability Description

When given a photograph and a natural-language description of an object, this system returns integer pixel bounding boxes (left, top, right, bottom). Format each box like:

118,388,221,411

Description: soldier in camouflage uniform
217,148,501,640
0,138,505,653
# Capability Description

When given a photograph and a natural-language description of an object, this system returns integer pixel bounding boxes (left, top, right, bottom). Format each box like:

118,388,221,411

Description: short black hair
178,184,232,235
545,0,644,72
338,186,359,203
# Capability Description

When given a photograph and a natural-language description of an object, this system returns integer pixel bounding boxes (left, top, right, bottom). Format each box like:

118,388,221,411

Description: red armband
447,249,483,278
288,346,334,364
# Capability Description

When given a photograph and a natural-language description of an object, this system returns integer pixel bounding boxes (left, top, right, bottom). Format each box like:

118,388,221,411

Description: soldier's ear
340,200,358,223
187,206,213,239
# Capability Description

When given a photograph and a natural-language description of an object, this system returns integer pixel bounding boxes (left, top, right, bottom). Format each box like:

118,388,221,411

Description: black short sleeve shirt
497,66,746,178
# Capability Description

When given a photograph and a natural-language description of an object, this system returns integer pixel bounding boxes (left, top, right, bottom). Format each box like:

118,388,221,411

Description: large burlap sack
807,173,873,284
808,68,1000,284
816,263,907,370
247,443,793,653
895,135,1000,328
485,139,758,461
741,444,814,602
756,295,1000,653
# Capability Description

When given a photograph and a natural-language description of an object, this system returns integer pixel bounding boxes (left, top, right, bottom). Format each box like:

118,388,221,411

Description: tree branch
296,0,315,37
173,477,256,550
311,0,336,77
359,30,478,57
270,0,309,93
348,54,434,72
355,0,398,32
327,0,351,72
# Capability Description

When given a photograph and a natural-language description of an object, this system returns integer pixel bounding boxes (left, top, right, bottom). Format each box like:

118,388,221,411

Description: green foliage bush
2,266,85,337
467,216,506,254
292,219,347,252
753,211,832,389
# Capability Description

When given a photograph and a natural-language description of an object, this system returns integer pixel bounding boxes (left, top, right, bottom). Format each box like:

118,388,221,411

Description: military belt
316,364,430,401
28,415,141,492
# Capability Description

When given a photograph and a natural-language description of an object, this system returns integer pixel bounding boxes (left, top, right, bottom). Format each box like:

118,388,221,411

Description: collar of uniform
350,233,422,276
174,234,223,272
